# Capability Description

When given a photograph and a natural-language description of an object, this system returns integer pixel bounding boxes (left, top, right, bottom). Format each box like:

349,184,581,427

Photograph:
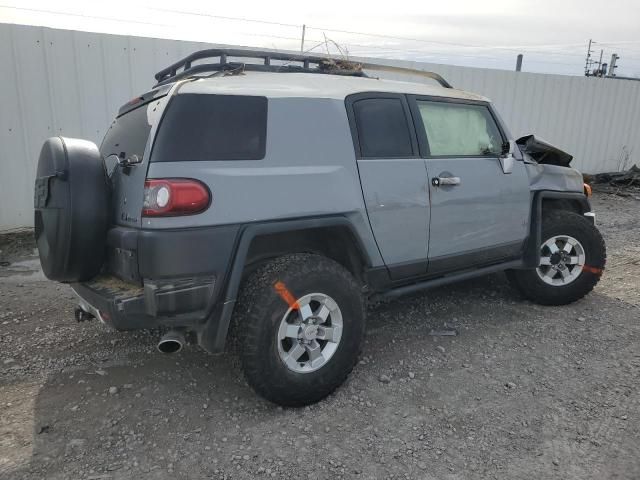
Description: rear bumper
72,278,149,329
107,224,240,282
73,224,241,346
72,275,216,330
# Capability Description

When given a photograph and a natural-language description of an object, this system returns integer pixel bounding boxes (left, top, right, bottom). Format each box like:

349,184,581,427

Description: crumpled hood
516,135,573,167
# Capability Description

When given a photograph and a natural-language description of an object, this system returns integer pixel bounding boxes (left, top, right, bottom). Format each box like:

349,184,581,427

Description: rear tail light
142,179,210,217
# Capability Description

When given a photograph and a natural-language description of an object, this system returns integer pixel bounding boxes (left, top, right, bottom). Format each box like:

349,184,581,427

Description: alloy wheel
536,235,586,286
276,293,343,373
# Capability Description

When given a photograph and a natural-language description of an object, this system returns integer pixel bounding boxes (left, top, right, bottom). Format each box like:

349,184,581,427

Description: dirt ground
1,193,639,480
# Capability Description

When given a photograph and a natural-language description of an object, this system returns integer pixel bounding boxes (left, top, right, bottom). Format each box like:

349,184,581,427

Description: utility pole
515,54,523,72
584,39,595,76
596,49,603,75
300,24,306,53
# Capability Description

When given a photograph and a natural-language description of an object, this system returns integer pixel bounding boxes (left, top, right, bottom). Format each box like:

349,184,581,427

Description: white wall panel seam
8,26,33,212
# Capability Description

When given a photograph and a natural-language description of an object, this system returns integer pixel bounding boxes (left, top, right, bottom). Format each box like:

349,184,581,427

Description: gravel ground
1,193,639,480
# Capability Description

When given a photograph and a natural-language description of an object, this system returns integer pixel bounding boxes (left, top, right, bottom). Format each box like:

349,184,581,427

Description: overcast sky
2,0,639,76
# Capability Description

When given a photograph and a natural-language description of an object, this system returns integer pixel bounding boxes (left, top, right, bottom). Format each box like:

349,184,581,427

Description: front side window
417,101,503,156
353,98,413,158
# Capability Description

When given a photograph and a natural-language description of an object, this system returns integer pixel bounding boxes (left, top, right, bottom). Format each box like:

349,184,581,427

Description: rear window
101,103,152,160
151,94,267,162
353,98,413,158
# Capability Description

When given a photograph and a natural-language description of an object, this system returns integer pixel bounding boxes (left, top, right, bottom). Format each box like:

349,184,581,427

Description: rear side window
416,101,503,156
353,98,413,158
101,104,151,160
152,94,267,162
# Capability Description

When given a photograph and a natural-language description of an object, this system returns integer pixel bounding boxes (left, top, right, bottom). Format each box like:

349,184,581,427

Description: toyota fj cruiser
34,49,606,406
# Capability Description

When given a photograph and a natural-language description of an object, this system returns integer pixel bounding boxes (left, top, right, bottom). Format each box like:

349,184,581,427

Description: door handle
432,176,461,186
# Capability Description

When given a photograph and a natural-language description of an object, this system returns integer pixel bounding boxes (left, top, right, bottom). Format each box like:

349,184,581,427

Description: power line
328,43,582,66
0,4,173,28
594,44,640,61
4,4,637,70
144,6,591,59
6,3,640,64
148,6,301,29
596,40,640,46
305,25,585,59
239,31,585,67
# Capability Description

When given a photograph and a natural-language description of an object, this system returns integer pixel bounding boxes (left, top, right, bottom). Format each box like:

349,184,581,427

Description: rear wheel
234,254,365,407
507,211,606,305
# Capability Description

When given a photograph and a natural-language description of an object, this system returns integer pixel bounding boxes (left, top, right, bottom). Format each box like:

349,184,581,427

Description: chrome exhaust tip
157,331,185,354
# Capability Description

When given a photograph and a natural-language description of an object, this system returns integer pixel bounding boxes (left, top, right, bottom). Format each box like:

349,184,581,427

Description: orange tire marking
274,281,299,310
582,265,603,275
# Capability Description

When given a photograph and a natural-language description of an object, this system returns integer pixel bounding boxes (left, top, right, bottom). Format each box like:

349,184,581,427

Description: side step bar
379,260,523,300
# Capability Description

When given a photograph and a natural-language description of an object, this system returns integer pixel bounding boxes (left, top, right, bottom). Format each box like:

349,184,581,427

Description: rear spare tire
34,137,109,282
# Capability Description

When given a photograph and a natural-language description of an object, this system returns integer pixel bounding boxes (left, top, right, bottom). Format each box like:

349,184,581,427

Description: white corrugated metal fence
1,23,639,230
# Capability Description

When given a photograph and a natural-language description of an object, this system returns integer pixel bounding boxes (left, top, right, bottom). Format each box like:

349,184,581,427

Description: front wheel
507,211,606,305
234,254,365,406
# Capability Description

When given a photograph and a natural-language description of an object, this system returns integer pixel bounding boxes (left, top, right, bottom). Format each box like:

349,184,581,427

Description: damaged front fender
525,162,584,193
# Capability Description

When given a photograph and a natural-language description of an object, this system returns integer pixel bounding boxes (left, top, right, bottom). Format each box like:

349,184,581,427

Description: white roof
177,71,489,102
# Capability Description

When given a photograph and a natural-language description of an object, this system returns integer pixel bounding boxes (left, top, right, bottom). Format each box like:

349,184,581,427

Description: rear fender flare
198,215,372,353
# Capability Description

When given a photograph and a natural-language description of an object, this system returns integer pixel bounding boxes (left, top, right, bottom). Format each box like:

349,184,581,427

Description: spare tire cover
34,137,109,282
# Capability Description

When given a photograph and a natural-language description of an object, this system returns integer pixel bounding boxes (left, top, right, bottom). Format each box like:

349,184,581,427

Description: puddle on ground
0,257,46,283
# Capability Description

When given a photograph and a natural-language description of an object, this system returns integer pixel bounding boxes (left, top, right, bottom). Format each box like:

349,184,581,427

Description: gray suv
34,49,606,406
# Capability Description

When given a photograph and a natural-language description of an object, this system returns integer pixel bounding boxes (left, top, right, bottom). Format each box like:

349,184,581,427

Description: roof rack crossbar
153,48,453,89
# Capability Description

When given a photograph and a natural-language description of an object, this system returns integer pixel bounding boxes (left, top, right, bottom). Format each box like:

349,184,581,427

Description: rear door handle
432,176,461,186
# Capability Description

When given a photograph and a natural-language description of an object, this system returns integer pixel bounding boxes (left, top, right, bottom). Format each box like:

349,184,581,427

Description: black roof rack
153,48,368,86
153,48,453,89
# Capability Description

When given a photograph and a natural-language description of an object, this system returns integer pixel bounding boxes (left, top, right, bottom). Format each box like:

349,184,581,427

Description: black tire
234,254,365,407
507,210,606,306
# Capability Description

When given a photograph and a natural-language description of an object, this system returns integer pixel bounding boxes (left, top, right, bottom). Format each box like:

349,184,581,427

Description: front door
409,98,530,274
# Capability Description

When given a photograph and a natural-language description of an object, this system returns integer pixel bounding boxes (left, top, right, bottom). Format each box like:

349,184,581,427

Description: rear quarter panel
145,96,383,265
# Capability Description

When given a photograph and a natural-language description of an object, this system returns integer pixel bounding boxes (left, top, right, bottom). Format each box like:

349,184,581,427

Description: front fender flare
522,190,591,268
